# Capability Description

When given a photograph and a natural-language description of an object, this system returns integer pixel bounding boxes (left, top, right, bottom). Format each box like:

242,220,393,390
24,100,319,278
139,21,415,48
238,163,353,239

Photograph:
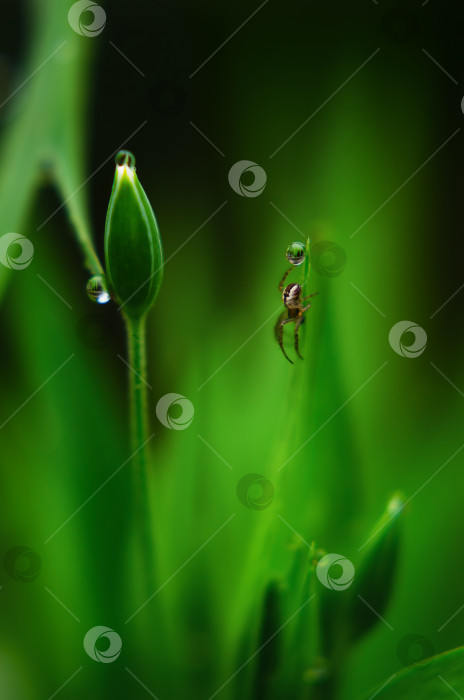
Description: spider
275,267,318,364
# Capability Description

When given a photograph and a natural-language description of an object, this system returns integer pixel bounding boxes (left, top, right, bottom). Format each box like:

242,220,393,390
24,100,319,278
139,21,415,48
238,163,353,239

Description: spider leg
302,292,319,302
294,315,305,360
276,316,295,364
279,267,293,292
274,311,287,341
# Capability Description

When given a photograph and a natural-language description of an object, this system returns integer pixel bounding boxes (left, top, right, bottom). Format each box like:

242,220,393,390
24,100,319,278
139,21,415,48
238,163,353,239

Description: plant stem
125,314,155,592
57,176,105,278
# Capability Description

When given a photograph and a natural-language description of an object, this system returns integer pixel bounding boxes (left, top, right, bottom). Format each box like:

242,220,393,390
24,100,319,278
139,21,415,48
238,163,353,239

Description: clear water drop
115,150,135,168
86,276,110,304
285,241,306,266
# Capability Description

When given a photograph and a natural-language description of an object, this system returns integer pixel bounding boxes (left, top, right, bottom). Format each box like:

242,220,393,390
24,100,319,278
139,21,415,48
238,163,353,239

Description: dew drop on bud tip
86,275,110,304
115,150,136,169
285,241,306,266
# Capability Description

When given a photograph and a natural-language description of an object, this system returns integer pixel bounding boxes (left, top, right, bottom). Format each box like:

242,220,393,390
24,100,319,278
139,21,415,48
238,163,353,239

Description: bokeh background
0,0,463,698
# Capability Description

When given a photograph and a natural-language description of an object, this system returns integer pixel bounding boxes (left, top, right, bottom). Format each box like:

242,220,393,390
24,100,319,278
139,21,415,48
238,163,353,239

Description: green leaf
317,495,403,665
0,0,101,302
363,647,464,699
253,580,283,699
104,151,163,320
347,494,403,641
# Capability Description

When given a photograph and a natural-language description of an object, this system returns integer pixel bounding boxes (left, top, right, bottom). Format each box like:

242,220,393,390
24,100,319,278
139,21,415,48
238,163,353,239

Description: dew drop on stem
86,275,110,304
115,150,136,169
286,241,306,266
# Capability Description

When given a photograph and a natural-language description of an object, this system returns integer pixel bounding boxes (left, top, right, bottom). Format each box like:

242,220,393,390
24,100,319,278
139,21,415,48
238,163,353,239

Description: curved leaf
363,648,464,700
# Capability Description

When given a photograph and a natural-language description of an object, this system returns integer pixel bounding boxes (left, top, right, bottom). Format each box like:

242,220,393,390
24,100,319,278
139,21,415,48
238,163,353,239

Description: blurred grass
0,0,100,303
0,0,463,699
364,647,464,699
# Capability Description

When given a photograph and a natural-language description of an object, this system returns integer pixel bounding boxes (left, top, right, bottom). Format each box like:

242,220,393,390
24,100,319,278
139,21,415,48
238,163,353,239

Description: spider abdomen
283,283,302,308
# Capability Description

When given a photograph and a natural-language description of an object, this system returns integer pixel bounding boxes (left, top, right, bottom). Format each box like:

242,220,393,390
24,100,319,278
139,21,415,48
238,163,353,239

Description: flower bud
104,151,163,319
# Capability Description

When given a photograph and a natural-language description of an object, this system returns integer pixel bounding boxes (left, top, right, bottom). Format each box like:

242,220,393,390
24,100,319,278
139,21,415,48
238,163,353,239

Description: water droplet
115,150,135,169
86,276,110,304
285,241,306,266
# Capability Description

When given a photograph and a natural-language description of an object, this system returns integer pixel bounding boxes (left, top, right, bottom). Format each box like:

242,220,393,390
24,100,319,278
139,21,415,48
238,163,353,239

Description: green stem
125,314,155,592
57,177,104,278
